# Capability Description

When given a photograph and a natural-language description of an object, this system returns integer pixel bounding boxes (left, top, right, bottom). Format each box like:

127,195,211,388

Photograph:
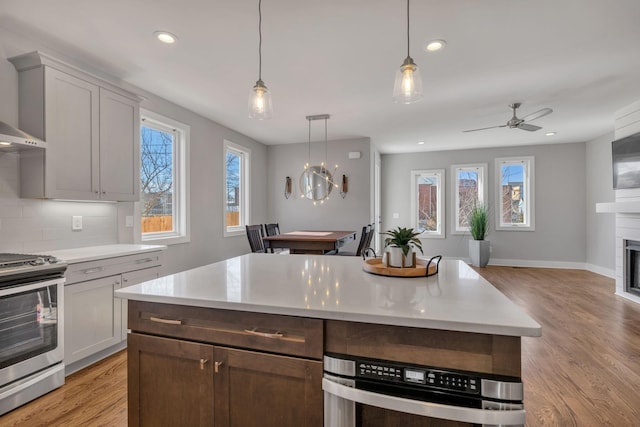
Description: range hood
0,121,47,152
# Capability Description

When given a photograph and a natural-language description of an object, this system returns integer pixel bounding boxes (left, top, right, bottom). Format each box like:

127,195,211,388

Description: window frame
495,156,535,231
138,109,190,245
410,169,445,239
224,140,251,237
452,163,487,234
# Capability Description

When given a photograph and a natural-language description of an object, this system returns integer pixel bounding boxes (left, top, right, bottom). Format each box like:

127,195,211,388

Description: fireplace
625,240,640,297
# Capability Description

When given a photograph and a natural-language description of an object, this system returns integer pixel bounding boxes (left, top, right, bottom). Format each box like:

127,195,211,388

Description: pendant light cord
258,0,263,80
406,0,410,57
308,118,311,167
324,118,328,172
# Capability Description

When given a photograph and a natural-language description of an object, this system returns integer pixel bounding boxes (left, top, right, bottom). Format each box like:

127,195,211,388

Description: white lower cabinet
65,275,123,364
63,251,163,374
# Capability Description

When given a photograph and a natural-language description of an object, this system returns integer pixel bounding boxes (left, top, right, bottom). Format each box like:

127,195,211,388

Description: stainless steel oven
0,254,67,416
323,353,526,427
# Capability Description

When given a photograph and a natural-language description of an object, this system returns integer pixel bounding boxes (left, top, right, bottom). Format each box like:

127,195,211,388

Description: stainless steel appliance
0,253,67,415
0,120,47,152
323,353,526,427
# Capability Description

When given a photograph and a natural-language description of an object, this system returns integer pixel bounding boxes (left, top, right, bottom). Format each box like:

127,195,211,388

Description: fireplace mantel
596,202,640,213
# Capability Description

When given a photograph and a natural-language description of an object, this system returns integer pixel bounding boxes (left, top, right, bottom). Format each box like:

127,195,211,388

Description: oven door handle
322,377,525,427
0,277,64,297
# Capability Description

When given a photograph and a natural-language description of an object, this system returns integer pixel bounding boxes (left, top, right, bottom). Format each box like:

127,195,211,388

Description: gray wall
267,138,371,252
0,30,268,275
382,143,587,266
585,132,615,275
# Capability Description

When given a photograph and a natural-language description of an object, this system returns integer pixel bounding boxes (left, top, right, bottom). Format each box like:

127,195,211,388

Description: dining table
262,230,356,255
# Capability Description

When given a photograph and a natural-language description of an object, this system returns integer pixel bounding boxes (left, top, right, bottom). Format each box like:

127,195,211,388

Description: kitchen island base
126,301,522,427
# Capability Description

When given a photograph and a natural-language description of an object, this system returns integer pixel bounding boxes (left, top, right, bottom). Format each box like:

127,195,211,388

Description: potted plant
382,227,423,267
468,205,490,267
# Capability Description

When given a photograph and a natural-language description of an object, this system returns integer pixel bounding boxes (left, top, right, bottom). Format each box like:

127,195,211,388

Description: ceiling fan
463,103,553,133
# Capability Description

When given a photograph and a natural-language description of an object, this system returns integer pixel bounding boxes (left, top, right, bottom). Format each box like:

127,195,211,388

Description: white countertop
115,254,541,337
47,244,166,264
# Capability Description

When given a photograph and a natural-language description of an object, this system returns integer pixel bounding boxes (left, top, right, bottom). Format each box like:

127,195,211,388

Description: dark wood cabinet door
128,332,215,427
213,347,323,427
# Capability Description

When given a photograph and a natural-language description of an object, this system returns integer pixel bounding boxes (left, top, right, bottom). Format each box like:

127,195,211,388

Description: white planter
469,240,490,267
386,246,413,268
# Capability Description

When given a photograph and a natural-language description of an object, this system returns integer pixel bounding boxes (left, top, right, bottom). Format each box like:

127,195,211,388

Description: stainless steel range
0,253,67,415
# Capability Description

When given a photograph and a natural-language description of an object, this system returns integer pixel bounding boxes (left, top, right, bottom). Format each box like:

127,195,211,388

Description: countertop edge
115,289,542,338
48,244,167,264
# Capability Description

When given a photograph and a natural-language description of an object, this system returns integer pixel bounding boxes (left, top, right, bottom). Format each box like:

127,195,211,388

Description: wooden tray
363,256,441,278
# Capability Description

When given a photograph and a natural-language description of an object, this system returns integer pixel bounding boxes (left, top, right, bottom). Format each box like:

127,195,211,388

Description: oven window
0,285,58,369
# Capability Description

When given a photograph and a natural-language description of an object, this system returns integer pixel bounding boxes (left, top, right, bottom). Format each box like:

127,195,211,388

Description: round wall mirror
300,166,334,201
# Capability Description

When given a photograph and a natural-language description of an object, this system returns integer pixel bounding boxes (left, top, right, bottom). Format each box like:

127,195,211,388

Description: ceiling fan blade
518,123,542,132
521,107,553,122
463,124,508,133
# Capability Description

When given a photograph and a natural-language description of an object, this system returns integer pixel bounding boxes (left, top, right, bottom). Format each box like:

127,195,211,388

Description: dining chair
264,223,281,237
333,224,370,256
246,224,267,253
263,222,289,254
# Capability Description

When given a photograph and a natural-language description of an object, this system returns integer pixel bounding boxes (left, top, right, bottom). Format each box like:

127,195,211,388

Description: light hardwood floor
2,266,639,426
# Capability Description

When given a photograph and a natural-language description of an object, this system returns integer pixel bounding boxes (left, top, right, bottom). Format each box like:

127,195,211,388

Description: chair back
246,224,266,253
364,223,375,251
264,223,281,237
354,224,371,256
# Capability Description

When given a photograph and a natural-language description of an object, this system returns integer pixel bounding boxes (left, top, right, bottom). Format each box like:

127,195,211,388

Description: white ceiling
1,0,640,153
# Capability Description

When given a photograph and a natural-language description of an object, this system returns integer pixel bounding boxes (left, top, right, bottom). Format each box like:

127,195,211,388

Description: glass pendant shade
393,56,423,104
248,79,273,120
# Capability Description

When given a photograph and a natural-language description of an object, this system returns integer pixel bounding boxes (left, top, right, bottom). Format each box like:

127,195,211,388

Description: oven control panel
356,360,480,395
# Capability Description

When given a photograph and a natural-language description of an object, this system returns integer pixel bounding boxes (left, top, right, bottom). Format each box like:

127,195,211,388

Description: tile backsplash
0,152,118,253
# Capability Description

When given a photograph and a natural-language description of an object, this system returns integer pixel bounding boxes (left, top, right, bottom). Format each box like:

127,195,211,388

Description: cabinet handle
149,316,182,325
214,361,223,373
82,267,104,274
135,258,154,264
200,358,209,370
244,327,284,339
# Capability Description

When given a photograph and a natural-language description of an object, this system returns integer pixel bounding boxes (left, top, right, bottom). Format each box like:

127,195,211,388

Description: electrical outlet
125,216,134,227
392,213,400,219
72,216,83,231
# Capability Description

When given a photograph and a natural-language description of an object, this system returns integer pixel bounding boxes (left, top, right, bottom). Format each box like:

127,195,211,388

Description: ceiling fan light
248,79,273,120
393,56,423,104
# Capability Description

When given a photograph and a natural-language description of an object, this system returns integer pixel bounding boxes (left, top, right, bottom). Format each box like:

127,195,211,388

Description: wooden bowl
363,256,440,278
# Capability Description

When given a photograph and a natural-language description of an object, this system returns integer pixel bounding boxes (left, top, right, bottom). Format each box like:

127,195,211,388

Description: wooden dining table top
262,230,356,254
262,230,356,242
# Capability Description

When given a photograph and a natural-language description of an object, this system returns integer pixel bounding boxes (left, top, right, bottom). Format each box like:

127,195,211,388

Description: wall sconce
340,174,348,198
284,176,292,199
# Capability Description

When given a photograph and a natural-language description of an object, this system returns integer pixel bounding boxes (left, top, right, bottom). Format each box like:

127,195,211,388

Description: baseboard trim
585,264,616,279
488,258,587,270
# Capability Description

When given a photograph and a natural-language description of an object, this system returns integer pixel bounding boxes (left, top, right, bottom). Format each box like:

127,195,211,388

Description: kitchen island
116,254,540,427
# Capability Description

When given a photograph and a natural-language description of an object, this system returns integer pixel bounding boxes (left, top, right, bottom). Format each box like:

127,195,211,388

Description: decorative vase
386,246,413,268
469,240,490,267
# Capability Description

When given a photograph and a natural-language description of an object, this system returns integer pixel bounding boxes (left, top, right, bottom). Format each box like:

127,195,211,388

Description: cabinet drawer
66,252,162,284
128,301,323,360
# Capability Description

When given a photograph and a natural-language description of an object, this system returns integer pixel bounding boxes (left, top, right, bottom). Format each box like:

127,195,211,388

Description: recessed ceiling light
425,39,446,52
545,132,556,136
154,31,178,44
417,141,425,145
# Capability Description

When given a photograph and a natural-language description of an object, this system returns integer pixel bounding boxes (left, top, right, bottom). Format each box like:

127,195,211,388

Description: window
224,140,251,236
410,169,445,238
452,164,487,233
495,156,534,230
139,110,190,244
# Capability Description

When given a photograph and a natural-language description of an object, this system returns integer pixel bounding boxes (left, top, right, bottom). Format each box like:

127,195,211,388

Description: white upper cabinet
10,51,140,202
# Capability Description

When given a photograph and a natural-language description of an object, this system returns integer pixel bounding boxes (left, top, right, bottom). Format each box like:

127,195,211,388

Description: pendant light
301,114,339,205
248,0,273,119
393,0,423,104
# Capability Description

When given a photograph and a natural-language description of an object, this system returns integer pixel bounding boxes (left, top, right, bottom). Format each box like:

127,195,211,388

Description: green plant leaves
382,226,423,255
469,205,489,240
